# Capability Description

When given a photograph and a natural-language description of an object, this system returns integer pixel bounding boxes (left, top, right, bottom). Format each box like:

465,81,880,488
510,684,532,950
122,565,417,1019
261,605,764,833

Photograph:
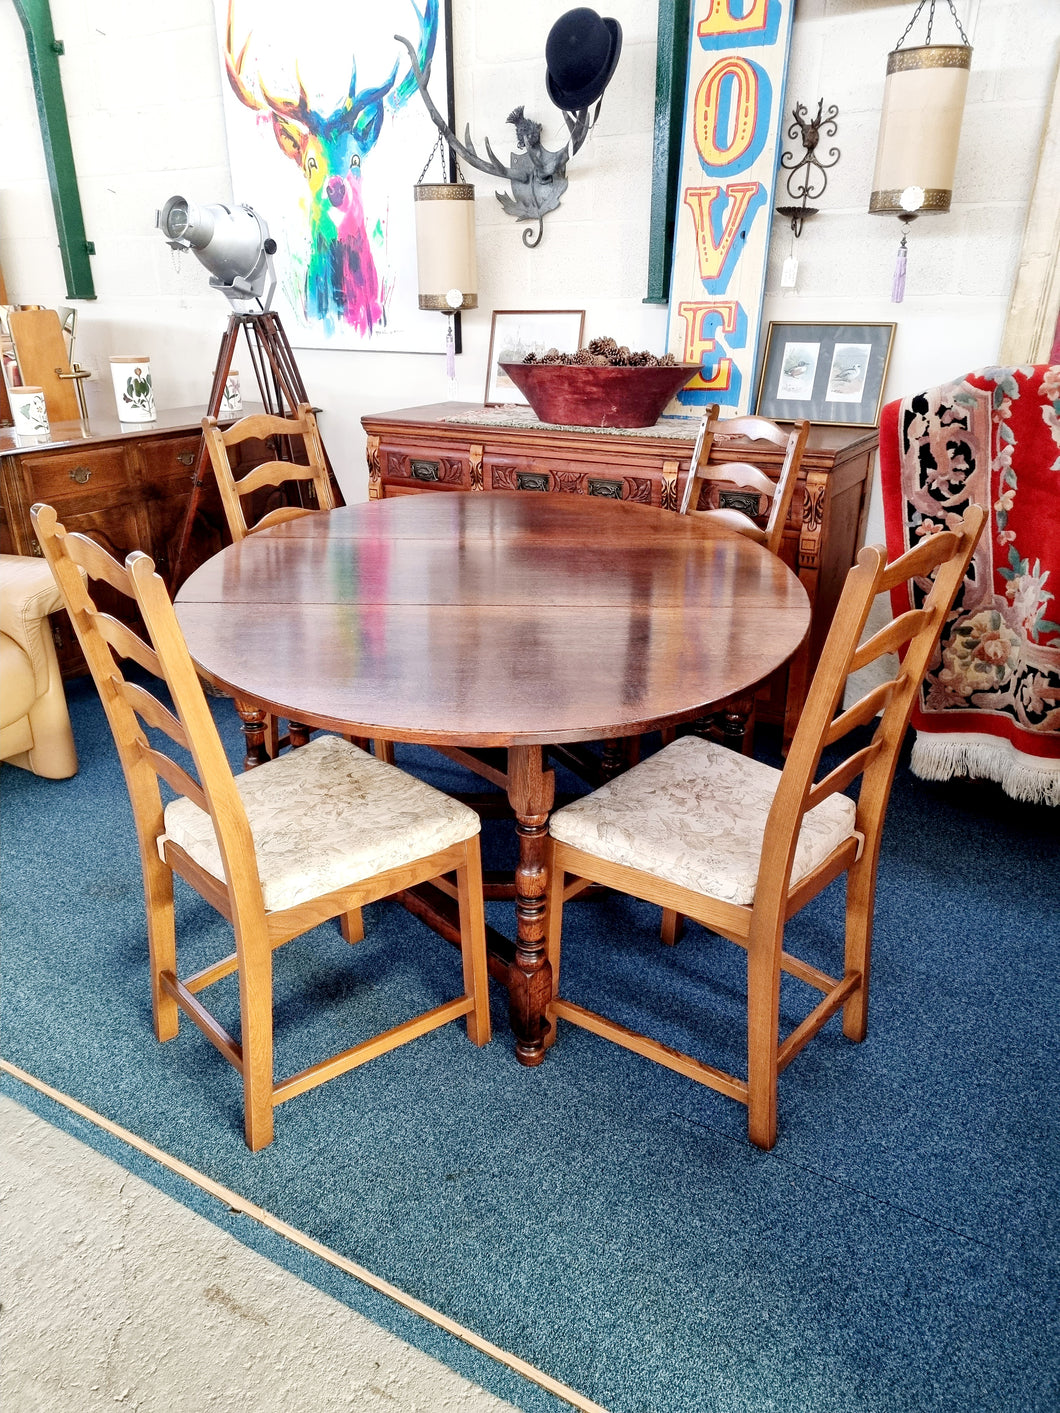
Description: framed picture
214,0,457,355
754,322,896,426
484,310,585,406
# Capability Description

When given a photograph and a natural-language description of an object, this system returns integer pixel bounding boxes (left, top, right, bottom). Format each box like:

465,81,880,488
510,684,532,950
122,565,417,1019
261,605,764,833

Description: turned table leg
234,700,271,770
506,744,556,1066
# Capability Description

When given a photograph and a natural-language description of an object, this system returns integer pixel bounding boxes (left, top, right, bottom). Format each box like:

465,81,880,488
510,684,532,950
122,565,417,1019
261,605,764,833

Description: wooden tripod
172,310,339,588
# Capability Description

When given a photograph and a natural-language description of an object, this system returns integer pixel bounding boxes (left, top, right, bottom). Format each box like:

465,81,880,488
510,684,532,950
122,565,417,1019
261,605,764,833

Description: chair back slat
123,679,189,747
850,607,930,673
805,740,884,811
680,409,810,556
140,743,209,813
752,505,985,917
99,614,163,677
823,680,898,745
202,403,334,542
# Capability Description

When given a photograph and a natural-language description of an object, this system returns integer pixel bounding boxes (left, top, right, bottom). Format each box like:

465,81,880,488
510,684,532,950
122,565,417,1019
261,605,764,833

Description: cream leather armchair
1,554,78,778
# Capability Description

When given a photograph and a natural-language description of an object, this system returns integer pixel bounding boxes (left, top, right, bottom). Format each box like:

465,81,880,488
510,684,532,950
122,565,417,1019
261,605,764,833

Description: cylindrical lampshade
413,183,478,311
869,44,971,215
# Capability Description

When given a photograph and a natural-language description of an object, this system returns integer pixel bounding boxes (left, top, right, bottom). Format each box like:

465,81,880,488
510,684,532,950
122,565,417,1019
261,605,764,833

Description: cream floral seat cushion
549,736,857,907
162,734,480,912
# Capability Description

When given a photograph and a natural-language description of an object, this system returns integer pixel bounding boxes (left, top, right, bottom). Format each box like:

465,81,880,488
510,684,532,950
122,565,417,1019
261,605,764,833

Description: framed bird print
754,322,896,427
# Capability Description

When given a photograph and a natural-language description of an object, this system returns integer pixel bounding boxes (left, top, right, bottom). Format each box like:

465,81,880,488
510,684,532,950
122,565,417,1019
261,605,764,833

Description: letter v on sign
682,182,765,291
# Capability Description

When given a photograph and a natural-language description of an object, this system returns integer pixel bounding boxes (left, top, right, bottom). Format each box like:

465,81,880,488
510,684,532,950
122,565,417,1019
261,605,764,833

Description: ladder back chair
202,402,388,762
32,502,491,1151
679,407,810,557
544,505,985,1149
201,402,335,541
666,408,811,754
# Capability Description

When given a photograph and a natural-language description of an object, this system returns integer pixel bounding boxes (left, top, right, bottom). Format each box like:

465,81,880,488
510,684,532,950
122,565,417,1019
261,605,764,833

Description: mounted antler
393,31,590,248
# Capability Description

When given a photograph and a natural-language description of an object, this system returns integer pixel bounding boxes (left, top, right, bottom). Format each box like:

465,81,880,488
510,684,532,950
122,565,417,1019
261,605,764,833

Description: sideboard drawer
137,434,201,486
484,453,658,504
18,445,132,507
383,445,471,489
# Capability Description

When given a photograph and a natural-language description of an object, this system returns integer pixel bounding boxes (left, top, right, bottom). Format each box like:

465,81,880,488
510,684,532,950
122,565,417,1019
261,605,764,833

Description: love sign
665,0,794,415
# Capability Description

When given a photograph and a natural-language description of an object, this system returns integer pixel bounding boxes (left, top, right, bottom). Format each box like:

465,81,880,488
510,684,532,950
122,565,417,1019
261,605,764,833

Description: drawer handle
516,472,550,492
69,465,92,485
588,477,623,499
410,459,439,482
177,451,196,467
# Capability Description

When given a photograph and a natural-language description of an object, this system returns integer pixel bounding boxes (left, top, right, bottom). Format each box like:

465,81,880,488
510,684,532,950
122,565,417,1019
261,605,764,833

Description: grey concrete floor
0,1095,523,1413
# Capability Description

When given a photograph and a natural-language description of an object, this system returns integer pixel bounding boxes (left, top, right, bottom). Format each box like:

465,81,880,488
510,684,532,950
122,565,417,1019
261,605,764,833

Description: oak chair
201,402,335,541
679,407,810,556
544,505,985,1149
667,408,811,755
201,402,391,762
32,501,491,1151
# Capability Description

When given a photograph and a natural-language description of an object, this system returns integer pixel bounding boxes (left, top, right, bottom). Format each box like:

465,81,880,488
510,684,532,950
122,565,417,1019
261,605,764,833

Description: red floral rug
880,364,1060,805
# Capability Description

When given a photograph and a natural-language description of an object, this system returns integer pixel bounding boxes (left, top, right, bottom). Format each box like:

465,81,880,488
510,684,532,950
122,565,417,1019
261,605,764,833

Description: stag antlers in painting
224,0,438,336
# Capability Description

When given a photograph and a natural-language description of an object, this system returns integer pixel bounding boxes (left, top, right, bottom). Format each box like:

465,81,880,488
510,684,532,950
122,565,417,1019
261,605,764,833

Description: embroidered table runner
880,364,1060,805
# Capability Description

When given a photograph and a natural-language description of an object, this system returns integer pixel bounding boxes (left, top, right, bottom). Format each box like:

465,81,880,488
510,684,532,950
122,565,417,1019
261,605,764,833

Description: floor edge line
1,1059,608,1413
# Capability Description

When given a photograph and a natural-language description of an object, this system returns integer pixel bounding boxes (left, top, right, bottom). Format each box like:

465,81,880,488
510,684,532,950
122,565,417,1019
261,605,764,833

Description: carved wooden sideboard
2,407,238,677
361,401,879,741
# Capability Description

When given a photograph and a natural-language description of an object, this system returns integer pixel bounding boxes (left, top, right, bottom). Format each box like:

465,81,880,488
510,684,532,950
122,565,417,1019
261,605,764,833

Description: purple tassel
891,235,908,304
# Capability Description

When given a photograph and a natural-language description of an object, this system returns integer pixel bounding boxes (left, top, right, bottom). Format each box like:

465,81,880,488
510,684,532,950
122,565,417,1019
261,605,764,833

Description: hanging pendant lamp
412,176,477,399
869,1,972,302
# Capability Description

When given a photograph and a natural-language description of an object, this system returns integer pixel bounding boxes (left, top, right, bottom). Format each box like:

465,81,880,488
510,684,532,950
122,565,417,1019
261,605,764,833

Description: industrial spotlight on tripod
156,195,339,585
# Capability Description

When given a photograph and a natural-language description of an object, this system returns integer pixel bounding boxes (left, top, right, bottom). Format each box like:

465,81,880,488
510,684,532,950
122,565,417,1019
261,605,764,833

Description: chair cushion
549,735,857,907
162,734,480,912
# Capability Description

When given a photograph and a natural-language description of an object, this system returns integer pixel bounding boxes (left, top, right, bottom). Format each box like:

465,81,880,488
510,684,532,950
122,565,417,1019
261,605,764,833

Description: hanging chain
416,132,447,184
416,130,468,186
894,0,969,49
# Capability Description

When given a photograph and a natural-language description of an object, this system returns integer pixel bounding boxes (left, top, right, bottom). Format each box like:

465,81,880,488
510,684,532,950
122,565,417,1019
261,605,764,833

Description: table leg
234,700,271,770
506,744,556,1065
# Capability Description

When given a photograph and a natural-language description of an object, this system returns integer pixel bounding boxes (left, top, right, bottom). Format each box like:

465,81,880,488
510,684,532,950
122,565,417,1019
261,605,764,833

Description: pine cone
588,335,619,357
523,351,538,364
658,352,677,366
540,348,564,364
571,347,595,365
612,347,632,366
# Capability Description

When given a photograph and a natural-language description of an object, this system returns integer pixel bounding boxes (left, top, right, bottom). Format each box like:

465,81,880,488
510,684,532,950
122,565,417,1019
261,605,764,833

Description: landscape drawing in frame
484,310,586,406
214,0,455,353
754,322,896,426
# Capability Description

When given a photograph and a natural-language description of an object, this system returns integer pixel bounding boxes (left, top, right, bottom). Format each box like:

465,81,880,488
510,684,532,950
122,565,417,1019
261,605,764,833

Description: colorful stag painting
215,0,453,351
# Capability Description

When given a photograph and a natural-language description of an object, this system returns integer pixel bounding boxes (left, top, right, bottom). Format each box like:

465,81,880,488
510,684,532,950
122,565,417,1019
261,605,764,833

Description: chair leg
265,714,281,759
842,855,878,1043
456,838,491,1048
373,739,396,764
340,908,364,944
144,851,179,1042
236,929,275,1151
745,919,783,1150
660,908,684,946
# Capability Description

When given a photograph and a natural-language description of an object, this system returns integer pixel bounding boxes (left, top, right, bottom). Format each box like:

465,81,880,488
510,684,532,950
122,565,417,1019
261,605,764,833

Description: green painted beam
15,0,96,299
644,0,691,305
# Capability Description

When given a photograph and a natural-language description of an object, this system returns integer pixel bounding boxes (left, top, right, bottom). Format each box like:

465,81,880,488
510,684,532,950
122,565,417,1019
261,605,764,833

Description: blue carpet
2,675,1058,1412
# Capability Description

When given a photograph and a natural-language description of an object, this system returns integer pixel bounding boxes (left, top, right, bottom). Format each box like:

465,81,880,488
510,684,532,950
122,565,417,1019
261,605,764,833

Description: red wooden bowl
500,362,697,428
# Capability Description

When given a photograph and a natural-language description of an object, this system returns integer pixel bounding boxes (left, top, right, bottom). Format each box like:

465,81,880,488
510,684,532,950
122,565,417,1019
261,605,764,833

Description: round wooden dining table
175,490,811,1064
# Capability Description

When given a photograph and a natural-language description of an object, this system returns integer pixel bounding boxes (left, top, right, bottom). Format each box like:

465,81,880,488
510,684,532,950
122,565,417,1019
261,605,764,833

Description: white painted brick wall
1,0,1057,510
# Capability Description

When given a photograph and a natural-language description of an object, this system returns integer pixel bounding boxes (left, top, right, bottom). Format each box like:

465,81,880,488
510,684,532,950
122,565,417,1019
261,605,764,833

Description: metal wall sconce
775,99,840,238
396,8,622,248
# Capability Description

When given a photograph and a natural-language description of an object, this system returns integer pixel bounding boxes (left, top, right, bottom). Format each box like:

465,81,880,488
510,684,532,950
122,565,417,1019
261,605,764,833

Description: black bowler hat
545,8,623,111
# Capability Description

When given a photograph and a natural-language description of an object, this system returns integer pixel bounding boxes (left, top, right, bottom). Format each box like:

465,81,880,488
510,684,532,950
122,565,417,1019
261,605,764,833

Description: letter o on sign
694,56,760,172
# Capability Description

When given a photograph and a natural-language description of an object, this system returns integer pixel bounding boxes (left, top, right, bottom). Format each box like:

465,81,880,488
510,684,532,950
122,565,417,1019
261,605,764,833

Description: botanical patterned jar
8,385,50,438
109,356,155,422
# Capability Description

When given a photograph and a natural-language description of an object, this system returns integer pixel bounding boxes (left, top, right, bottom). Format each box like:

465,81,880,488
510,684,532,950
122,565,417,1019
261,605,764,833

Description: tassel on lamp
869,0,972,303
413,178,478,399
